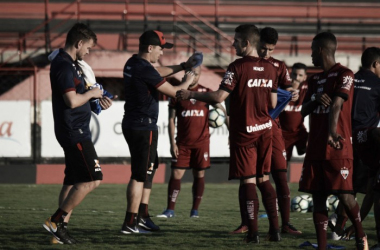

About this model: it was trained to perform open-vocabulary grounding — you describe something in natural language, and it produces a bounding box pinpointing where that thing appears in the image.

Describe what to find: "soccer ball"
[208,108,226,128]
[291,195,310,213]
[327,195,339,212]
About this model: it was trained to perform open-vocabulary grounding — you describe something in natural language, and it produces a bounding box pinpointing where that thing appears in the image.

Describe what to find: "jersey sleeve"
[168,96,177,108]
[335,70,354,101]
[56,63,76,94]
[278,62,292,89]
[143,65,166,89]
[219,63,238,93]
[303,76,314,104]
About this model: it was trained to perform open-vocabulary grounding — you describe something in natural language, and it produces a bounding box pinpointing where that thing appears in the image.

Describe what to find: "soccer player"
[300,31,368,250]
[157,67,227,219]
[176,24,280,243]
[232,27,300,235]
[121,30,199,234]
[339,47,380,249]
[279,63,309,162]
[43,23,115,244]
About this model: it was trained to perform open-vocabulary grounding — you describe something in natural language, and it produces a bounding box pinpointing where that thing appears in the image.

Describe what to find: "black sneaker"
[120,223,150,234]
[266,229,281,242]
[244,232,260,244]
[138,216,160,231]
[42,217,75,244]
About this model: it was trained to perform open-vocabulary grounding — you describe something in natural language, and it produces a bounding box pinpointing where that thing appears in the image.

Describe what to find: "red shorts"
[271,123,287,172]
[229,129,272,180]
[283,129,308,161]
[171,144,210,170]
[299,159,354,195]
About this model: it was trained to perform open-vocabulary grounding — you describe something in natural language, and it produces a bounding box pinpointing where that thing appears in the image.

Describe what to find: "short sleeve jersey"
[169,84,210,147]
[352,68,380,131]
[304,63,354,160]
[279,81,308,134]
[219,56,278,146]
[49,49,91,148]
[122,54,166,130]
[266,57,292,90]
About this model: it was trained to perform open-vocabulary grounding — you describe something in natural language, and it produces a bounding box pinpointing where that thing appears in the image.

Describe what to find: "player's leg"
[373,180,380,250]
[312,193,329,250]
[44,140,102,244]
[121,129,153,234]
[229,183,249,234]
[228,143,260,243]
[257,129,280,241]
[190,144,210,218]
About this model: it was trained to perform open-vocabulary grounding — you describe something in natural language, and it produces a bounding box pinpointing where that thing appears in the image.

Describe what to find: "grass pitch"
[0,183,376,249]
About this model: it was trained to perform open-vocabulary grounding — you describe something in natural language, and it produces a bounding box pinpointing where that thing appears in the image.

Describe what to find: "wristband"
[180,62,186,70]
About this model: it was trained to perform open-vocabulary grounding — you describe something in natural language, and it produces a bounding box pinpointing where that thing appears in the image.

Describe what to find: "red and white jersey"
[279,81,308,135]
[266,57,292,89]
[169,84,210,147]
[304,63,354,160]
[219,56,278,146]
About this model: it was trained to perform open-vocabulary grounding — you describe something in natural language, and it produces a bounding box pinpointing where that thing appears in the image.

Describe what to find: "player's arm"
[327,96,345,149]
[99,96,118,110]
[168,107,179,158]
[176,89,229,105]
[157,71,195,98]
[269,92,277,109]
[301,93,332,117]
[212,103,229,129]
[63,88,103,109]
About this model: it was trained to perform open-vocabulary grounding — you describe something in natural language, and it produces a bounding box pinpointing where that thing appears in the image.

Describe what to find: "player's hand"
[182,70,195,83]
[328,133,345,150]
[170,144,179,159]
[184,51,203,69]
[316,93,332,107]
[290,89,299,102]
[90,87,103,99]
[176,89,191,101]
[342,225,355,240]
[99,96,117,110]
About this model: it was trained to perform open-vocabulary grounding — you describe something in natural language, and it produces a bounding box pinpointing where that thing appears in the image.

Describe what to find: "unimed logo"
[0,121,12,137]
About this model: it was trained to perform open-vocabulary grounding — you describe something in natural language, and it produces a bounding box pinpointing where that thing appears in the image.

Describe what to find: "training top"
[279,81,308,135]
[304,63,354,160]
[169,84,210,147]
[50,49,91,148]
[219,56,278,146]
[122,54,166,130]
[352,68,380,131]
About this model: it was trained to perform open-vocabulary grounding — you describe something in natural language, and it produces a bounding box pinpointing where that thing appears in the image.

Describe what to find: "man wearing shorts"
[43,23,114,244]
[279,63,309,162]
[176,24,280,244]
[157,67,227,218]
[300,31,368,250]
[121,30,199,234]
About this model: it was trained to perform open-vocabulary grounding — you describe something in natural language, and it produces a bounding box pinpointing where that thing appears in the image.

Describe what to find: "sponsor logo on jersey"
[313,75,319,80]
[340,167,349,180]
[328,72,338,77]
[190,99,197,104]
[94,159,102,172]
[285,69,292,82]
[246,120,272,133]
[247,79,273,88]
[313,105,330,114]
[317,79,326,85]
[181,110,205,117]
[317,87,323,93]
[301,84,308,89]
[354,85,371,91]
[222,71,234,85]
[274,62,279,67]
[253,66,264,71]
[342,75,353,90]
[284,104,302,112]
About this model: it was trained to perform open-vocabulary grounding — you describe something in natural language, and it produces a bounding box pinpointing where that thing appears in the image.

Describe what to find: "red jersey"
[304,63,354,160]
[265,57,292,89]
[169,84,210,147]
[219,56,278,146]
[279,81,308,135]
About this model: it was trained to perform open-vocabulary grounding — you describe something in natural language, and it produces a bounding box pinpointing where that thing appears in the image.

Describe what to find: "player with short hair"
[176,24,280,244]
[157,67,227,218]
[43,23,115,244]
[339,47,380,249]
[279,62,309,162]
[121,29,199,234]
[300,31,368,250]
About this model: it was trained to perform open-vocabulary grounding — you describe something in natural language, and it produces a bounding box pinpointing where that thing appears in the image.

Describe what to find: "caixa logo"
[90,113,100,145]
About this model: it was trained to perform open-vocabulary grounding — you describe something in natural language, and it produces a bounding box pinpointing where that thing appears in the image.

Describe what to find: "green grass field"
[0,183,376,249]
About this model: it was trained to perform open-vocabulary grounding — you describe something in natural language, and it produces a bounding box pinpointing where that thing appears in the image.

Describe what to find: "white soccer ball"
[208,108,226,128]
[291,195,310,213]
[327,195,340,212]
